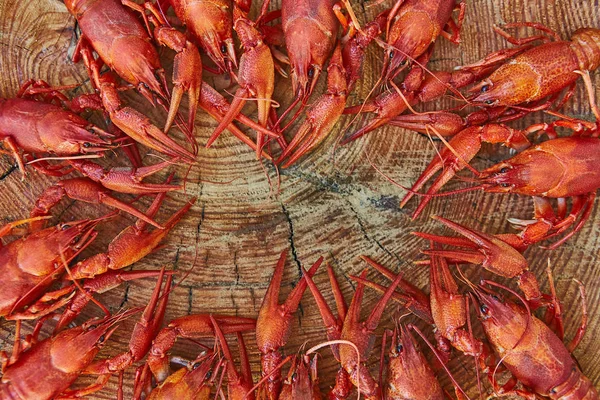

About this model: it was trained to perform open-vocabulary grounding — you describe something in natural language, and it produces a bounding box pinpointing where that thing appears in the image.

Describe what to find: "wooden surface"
[0,0,599,398]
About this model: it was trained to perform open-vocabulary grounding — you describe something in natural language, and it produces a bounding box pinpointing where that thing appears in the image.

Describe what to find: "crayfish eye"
[481,85,490,92]
[87,324,97,331]
[500,183,510,188]
[83,142,91,148]
[499,167,509,173]
[485,99,494,105]
[291,372,297,380]
[480,304,489,314]
[307,67,315,79]
[98,334,106,344]
[388,50,394,59]
[396,344,403,353]
[192,362,201,370]
[220,43,227,54]
[205,370,212,379]
[400,59,407,66]
[61,224,71,230]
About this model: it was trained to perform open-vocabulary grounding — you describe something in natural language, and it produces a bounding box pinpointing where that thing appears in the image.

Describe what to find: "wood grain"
[0,0,598,398]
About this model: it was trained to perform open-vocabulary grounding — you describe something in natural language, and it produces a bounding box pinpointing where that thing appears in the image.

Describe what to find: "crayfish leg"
[2,137,26,177]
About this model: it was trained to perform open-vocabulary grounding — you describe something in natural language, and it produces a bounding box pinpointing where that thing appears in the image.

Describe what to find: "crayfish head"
[480,147,564,196]
[40,109,114,155]
[381,48,409,84]
[77,138,114,154]
[182,352,220,395]
[282,355,315,398]
[49,131,110,155]
[290,53,322,102]
[54,215,108,251]
[69,121,116,155]
[50,320,118,373]
[205,37,236,74]
[386,324,444,399]
[45,213,113,261]
[471,285,532,353]
[470,61,540,106]
[471,285,520,328]
[383,11,434,83]
[468,78,501,106]
[389,324,415,360]
[479,162,526,194]
[284,20,330,99]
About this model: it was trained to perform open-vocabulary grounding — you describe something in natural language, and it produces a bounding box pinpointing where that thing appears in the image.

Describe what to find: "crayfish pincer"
[255,250,323,400]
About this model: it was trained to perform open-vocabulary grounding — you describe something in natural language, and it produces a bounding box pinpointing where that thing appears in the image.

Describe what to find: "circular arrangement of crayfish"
[0,0,599,399]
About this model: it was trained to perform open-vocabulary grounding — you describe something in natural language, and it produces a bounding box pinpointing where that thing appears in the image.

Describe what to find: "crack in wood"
[193,203,205,258]
[187,287,193,315]
[119,283,130,308]
[173,247,181,271]
[234,250,240,285]
[56,199,77,222]
[230,290,238,316]
[280,201,301,274]
[279,201,306,326]
[0,164,17,181]
[249,287,256,312]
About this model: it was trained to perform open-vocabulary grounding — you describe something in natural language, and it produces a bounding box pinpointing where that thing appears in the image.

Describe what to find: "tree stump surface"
[0,0,598,398]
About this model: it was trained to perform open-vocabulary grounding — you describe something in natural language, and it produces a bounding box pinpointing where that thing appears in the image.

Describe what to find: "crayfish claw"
[165,40,203,135]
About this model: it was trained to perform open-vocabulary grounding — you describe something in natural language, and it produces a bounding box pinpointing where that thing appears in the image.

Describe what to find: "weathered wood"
[0,0,598,398]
